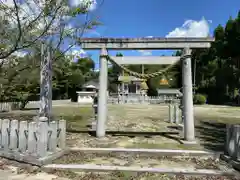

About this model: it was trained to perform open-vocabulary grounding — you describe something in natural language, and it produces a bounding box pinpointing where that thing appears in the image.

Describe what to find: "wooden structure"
[159,77,169,85]
[117,75,147,103]
[118,75,146,95]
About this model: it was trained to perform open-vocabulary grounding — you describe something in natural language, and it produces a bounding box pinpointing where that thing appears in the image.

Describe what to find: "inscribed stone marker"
[9,120,18,149]
[2,119,10,150]
[19,121,28,152]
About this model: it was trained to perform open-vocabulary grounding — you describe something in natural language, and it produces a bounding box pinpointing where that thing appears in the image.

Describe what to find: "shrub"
[193,94,207,105]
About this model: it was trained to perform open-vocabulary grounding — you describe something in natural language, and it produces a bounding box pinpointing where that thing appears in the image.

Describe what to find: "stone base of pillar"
[173,124,198,145]
[177,123,195,145]
[91,121,97,131]
[175,123,184,130]
[220,154,232,162]
[220,154,240,171]
[33,116,50,122]
[180,139,198,145]
[87,118,97,131]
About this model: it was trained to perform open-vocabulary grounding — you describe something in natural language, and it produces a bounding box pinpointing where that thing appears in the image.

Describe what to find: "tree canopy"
[0,0,100,107]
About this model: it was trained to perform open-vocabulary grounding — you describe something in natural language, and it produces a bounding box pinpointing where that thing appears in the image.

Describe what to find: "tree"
[108,52,124,93]
[0,0,102,106]
[0,45,97,106]
[0,0,100,60]
[190,10,240,104]
[0,52,40,108]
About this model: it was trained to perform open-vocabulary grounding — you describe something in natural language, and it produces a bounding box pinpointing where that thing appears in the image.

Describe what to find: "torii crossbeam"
[109,56,180,65]
[79,37,214,49]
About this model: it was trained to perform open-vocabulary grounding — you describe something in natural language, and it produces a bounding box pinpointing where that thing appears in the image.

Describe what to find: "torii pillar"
[96,48,108,137]
[182,47,195,143]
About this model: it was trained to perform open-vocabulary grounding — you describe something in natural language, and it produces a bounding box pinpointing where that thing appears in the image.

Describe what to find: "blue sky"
[3,0,239,68]
[77,0,239,70]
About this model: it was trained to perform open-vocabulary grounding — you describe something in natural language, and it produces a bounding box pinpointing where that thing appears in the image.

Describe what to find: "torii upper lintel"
[78,37,214,50]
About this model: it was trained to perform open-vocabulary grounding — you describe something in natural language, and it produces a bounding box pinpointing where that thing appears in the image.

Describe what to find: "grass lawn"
[0,103,240,151]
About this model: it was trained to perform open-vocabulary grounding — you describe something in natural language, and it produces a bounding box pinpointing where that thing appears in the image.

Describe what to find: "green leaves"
[0,45,97,103]
[70,7,88,17]
[0,0,101,59]
[190,11,240,104]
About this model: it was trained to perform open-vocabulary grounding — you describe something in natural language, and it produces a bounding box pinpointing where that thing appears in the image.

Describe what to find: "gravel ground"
[49,151,240,179]
[0,104,240,179]
[54,152,222,169]
[0,149,238,180]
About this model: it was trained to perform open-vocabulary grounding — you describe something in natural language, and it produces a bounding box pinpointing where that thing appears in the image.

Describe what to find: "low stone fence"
[168,104,182,124]
[0,119,66,165]
[224,124,240,161]
[0,100,73,112]
[0,102,11,112]
[107,96,180,104]
[0,102,22,112]
[28,99,72,107]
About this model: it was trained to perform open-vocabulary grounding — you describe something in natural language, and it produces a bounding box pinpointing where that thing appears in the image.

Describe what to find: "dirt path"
[0,170,61,180]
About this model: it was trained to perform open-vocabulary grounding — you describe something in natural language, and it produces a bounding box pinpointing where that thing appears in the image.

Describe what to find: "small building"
[116,75,148,103]
[77,79,113,104]
[82,80,100,91]
[76,79,99,104]
[118,75,147,95]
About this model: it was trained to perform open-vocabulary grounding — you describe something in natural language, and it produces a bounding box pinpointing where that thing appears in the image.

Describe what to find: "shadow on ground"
[0,113,35,121]
[17,107,39,111]
[68,127,182,144]
[196,120,226,152]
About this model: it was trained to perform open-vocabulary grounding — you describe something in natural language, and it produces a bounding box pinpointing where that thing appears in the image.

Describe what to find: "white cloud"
[1,0,14,7]
[66,45,88,61]
[70,0,97,11]
[13,51,27,57]
[2,0,97,31]
[166,17,210,38]
[138,50,152,56]
[0,50,27,63]
[137,36,153,56]
[76,49,87,57]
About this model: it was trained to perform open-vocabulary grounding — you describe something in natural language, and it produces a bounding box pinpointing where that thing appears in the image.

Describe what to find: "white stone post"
[121,69,125,104]
[121,82,125,104]
[39,44,52,122]
[96,48,108,138]
[182,48,195,143]
[174,103,180,124]
[168,103,174,123]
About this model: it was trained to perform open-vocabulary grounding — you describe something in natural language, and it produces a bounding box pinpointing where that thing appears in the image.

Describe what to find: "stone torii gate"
[79,37,214,144]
